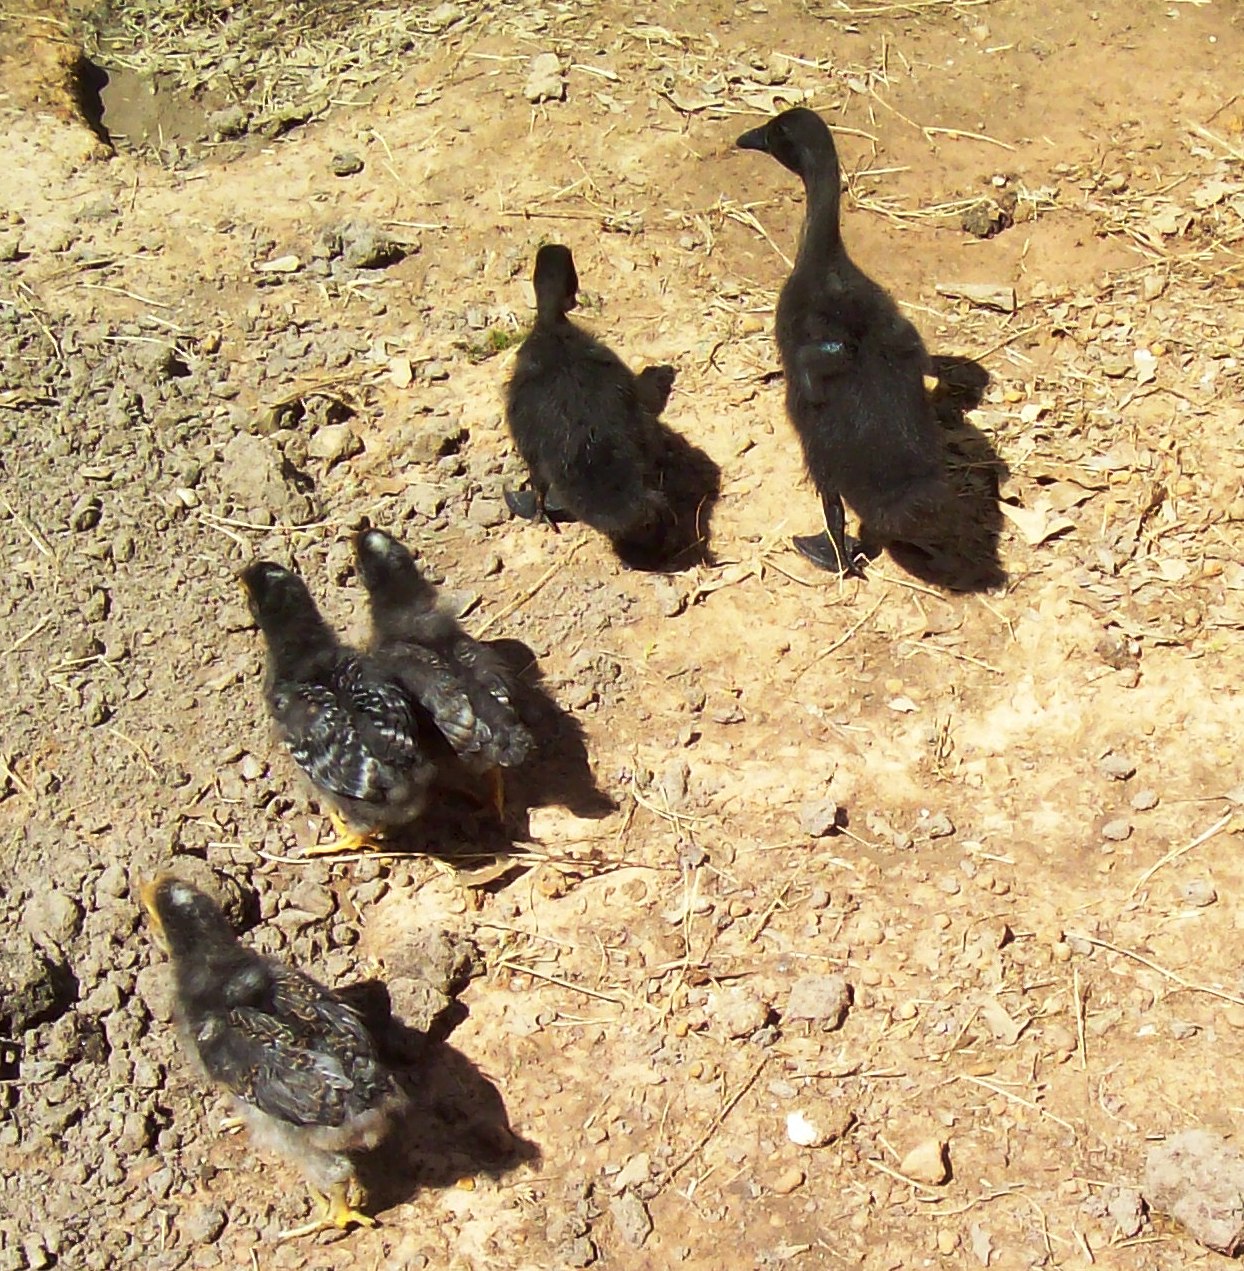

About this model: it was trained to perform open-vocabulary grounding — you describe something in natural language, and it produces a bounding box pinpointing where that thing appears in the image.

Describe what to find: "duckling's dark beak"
[735,124,770,153]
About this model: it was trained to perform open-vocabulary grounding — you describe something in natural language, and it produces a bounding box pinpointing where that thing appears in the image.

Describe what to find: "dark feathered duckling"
[736,108,947,575]
[241,561,433,856]
[355,528,532,817]
[504,243,672,561]
[140,876,403,1234]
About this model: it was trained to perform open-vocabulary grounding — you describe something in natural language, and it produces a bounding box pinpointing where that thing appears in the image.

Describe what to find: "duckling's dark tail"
[858,475,950,548]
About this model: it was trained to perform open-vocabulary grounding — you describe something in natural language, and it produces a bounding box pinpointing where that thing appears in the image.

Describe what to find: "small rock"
[307,423,362,464]
[284,879,336,920]
[70,494,102,531]
[0,934,66,1032]
[1130,788,1160,811]
[609,1191,652,1248]
[1105,1186,1146,1239]
[179,1203,227,1245]
[208,105,249,140]
[786,1107,853,1148]
[399,416,466,464]
[1144,1129,1244,1255]
[921,810,956,839]
[798,799,840,838]
[707,986,769,1038]
[218,432,315,521]
[785,973,850,1031]
[899,1138,950,1185]
[467,496,507,528]
[0,234,21,262]
[770,1166,805,1195]
[331,152,364,177]
[336,221,405,269]
[1181,878,1217,908]
[524,52,566,104]
[1101,817,1132,842]
[1099,753,1136,781]
[23,888,84,950]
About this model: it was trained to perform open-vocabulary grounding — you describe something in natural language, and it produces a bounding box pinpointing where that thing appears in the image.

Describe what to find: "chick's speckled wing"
[215,965,388,1130]
[272,658,422,803]
[387,634,531,769]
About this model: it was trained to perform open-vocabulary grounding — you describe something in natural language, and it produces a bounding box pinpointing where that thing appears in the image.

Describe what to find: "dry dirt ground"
[2,0,1244,1268]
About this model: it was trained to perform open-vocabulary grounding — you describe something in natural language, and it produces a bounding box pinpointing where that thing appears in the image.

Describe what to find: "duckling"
[354,528,532,818]
[140,876,403,1235]
[736,108,947,575]
[504,243,671,561]
[240,561,433,855]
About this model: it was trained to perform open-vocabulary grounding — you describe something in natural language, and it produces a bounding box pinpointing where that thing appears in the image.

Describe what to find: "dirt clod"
[1144,1129,1244,1255]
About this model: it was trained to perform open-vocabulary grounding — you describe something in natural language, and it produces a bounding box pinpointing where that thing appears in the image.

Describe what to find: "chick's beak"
[735,124,770,153]
[139,879,169,952]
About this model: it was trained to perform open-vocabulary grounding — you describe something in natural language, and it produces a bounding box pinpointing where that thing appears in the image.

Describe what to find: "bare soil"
[1,1,1243,1268]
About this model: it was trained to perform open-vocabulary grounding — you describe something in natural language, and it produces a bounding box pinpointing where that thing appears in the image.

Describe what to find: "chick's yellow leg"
[304,810,379,858]
[325,1180,376,1230]
[277,1183,375,1240]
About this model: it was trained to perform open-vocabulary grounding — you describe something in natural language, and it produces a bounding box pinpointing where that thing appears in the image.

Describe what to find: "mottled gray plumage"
[354,529,532,777]
[141,877,403,1230]
[241,561,433,840]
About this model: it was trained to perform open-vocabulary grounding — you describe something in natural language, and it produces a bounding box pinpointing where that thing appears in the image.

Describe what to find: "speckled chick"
[355,528,532,815]
[140,876,403,1234]
[241,560,433,854]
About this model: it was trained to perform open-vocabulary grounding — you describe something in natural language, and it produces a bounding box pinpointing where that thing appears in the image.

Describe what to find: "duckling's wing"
[273,663,422,803]
[792,335,856,405]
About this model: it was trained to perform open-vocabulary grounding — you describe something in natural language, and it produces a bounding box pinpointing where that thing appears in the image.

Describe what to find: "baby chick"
[140,876,404,1235]
[241,560,433,855]
[354,528,532,817]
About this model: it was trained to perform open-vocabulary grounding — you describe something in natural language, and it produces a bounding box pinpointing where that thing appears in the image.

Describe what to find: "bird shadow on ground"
[883,353,1007,593]
[620,364,723,573]
[370,637,615,871]
[341,979,540,1212]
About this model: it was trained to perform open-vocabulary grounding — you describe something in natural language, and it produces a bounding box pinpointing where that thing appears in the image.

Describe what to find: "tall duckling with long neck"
[504,243,671,563]
[736,108,947,575]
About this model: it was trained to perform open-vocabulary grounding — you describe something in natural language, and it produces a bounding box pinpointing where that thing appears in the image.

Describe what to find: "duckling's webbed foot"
[504,486,574,530]
[793,492,867,577]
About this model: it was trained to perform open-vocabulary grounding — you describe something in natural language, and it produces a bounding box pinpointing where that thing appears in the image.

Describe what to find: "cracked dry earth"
[2,0,1244,1268]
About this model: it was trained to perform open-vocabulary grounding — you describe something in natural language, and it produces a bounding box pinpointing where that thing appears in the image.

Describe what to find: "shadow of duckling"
[339,980,540,1216]
[884,353,1007,593]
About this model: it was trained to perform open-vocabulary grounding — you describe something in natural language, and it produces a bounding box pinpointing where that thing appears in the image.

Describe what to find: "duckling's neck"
[795,159,844,272]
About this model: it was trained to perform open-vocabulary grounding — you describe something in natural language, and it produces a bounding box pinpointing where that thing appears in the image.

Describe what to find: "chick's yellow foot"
[304,811,381,858]
[277,1184,375,1240]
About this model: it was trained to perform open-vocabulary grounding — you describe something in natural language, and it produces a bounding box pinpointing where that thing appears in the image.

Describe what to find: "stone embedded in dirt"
[0,234,21,262]
[218,431,316,521]
[1144,1129,1244,1255]
[1131,788,1160,811]
[306,422,361,464]
[609,1190,652,1248]
[467,496,507,528]
[900,1138,950,1185]
[398,414,467,464]
[1,933,68,1033]
[798,798,840,838]
[331,151,364,177]
[22,888,83,951]
[1181,878,1217,908]
[524,52,566,104]
[786,1107,853,1148]
[770,1166,805,1195]
[209,105,249,140]
[707,986,770,1038]
[339,221,406,269]
[785,973,850,1030]
[1098,752,1136,781]
[1101,817,1132,842]
[179,1202,227,1244]
[920,811,955,839]
[1105,1186,1146,1238]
